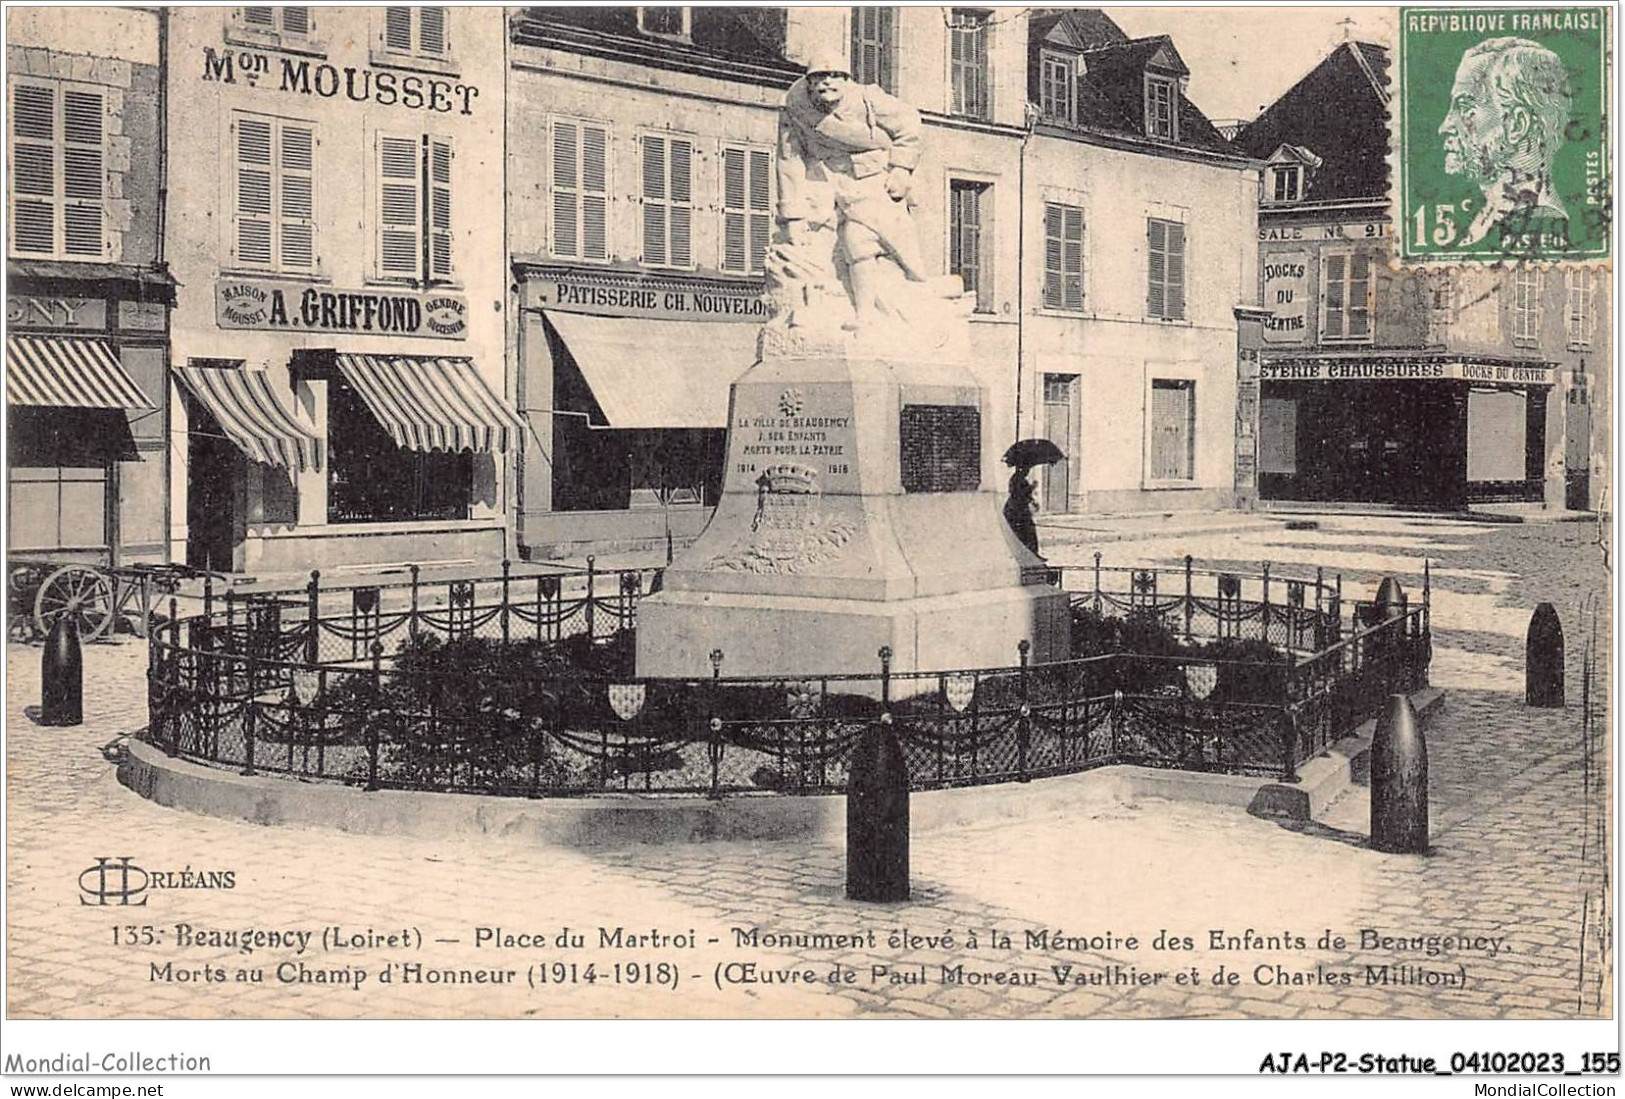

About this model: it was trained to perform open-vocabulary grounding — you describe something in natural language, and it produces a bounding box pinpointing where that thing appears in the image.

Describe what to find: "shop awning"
[173,362,322,472]
[6,335,152,409]
[334,353,524,452]
[544,311,758,429]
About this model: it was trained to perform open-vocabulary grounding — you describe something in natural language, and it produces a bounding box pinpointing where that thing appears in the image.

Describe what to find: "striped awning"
[334,353,523,452]
[6,335,152,409]
[174,363,322,472]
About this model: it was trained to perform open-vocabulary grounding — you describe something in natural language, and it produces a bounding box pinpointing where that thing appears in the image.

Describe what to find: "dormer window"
[638,7,690,40]
[1270,164,1303,203]
[1262,145,1322,205]
[1040,50,1076,123]
[1144,74,1176,140]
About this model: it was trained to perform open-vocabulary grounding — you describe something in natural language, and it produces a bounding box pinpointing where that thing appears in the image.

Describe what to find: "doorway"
[1566,373,1592,510]
[1041,374,1075,513]
[185,399,242,571]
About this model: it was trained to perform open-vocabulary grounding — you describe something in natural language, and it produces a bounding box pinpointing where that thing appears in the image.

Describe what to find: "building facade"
[1019,12,1260,514]
[6,8,173,565]
[508,6,1034,557]
[164,6,516,573]
[508,6,1265,557]
[1236,41,1608,510]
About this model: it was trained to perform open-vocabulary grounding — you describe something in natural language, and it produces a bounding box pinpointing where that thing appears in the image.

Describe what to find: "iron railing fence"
[143,556,1432,795]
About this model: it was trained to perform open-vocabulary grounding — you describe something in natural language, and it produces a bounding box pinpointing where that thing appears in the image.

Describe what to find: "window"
[949,180,993,313]
[1512,265,1542,347]
[375,133,452,282]
[1146,218,1186,321]
[1145,74,1176,140]
[721,145,771,275]
[641,133,693,269]
[232,7,312,48]
[1042,202,1084,310]
[1039,51,1075,123]
[327,381,471,524]
[9,80,107,260]
[638,7,689,39]
[1320,250,1372,341]
[1269,165,1302,203]
[380,7,449,61]
[551,119,609,262]
[1566,269,1595,349]
[949,10,990,120]
[850,7,897,92]
[1150,379,1195,482]
[233,113,316,273]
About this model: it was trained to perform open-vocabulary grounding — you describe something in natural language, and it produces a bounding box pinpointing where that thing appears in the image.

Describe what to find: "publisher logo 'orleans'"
[78,857,235,906]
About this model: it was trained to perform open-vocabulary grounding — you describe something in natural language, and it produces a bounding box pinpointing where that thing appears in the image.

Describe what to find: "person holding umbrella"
[1002,439,1065,558]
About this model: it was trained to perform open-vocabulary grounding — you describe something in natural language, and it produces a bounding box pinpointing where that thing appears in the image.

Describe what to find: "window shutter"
[748,149,771,273]
[420,8,448,54]
[551,121,579,258]
[581,124,608,260]
[429,137,453,279]
[1043,205,1063,309]
[669,138,692,267]
[642,134,667,265]
[243,7,275,28]
[1322,253,1346,337]
[236,116,274,267]
[1165,221,1185,320]
[12,83,57,255]
[722,147,746,272]
[281,7,310,37]
[1063,206,1084,309]
[1147,219,1166,318]
[377,134,421,277]
[384,7,413,52]
[60,89,104,257]
[279,124,315,270]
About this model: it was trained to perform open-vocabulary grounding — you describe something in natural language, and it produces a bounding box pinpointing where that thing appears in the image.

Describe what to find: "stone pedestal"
[636,339,1069,683]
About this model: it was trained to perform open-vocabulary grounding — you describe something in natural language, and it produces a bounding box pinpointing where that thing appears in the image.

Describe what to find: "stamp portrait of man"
[1437,36,1575,246]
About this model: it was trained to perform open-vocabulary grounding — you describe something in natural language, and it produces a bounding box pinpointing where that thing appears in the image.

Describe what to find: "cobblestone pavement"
[4,516,1611,1020]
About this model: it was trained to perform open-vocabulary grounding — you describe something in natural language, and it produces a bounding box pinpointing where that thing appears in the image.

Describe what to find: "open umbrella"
[1003,438,1065,469]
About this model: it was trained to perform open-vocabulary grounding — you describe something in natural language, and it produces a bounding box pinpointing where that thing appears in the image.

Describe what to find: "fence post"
[500,559,512,645]
[878,646,892,709]
[1177,555,1191,642]
[1280,711,1300,784]
[305,571,320,664]
[366,642,382,791]
[1093,551,1103,614]
[224,591,237,659]
[243,689,257,777]
[707,648,724,800]
[1260,562,1272,646]
[1110,687,1122,758]
[408,565,421,640]
[585,555,597,640]
[1017,639,1032,781]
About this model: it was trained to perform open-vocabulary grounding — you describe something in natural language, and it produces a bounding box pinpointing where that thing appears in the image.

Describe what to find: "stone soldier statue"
[772,47,933,330]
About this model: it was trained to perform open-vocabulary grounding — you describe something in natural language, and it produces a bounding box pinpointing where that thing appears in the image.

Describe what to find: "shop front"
[6,269,172,565]
[1258,353,1555,507]
[513,264,768,557]
[172,279,521,574]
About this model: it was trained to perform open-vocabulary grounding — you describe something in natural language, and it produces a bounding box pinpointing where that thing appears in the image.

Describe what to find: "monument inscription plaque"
[900,404,981,493]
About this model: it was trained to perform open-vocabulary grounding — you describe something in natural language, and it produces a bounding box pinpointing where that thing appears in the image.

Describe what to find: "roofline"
[1345,40,1391,105]
[1035,121,1260,168]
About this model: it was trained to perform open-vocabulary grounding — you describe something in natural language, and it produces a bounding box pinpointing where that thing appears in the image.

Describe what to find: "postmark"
[1397,7,1610,262]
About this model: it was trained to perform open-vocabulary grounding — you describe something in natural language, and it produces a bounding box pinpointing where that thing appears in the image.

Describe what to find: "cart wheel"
[34,565,116,642]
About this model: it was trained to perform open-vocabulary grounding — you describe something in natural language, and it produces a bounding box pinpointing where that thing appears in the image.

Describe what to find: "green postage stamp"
[1398,7,1610,262]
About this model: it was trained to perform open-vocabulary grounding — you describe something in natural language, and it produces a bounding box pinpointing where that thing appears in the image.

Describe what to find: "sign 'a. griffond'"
[216,280,468,339]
